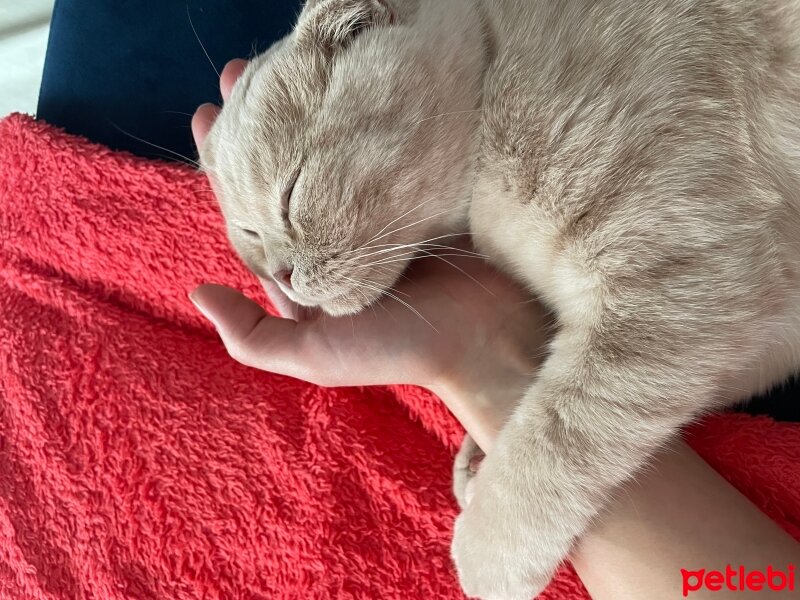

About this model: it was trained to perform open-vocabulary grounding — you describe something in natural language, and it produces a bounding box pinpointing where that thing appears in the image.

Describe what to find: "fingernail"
[468,454,485,473]
[188,290,215,325]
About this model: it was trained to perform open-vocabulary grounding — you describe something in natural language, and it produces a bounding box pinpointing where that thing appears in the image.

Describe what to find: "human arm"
[428,367,799,600]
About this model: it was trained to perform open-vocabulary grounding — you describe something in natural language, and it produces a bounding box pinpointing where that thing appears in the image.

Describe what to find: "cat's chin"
[281,286,382,318]
[285,278,396,317]
[318,292,380,317]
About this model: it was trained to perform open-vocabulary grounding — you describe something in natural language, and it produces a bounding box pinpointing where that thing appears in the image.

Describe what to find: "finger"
[259,278,322,322]
[190,284,314,379]
[191,102,220,150]
[259,277,302,321]
[221,59,248,102]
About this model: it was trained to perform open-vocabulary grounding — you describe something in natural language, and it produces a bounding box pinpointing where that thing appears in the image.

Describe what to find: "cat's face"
[200,0,486,316]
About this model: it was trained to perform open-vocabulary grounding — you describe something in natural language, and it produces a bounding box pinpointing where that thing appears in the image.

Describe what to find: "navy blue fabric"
[37,0,300,161]
[742,376,800,421]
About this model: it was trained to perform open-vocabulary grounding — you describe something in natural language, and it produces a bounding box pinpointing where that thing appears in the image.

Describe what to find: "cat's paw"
[450,457,566,600]
[453,434,485,509]
[452,509,552,599]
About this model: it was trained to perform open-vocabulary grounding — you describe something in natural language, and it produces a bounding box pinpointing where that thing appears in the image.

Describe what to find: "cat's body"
[201,0,800,597]
[474,0,800,404]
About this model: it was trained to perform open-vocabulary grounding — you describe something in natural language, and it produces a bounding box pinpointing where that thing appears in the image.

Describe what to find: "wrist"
[426,349,538,453]
[422,294,551,453]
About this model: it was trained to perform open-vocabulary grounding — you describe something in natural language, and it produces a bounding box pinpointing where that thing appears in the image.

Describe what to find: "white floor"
[0,0,55,116]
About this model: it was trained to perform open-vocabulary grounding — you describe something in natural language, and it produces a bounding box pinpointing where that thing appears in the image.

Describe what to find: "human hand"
[190,60,549,451]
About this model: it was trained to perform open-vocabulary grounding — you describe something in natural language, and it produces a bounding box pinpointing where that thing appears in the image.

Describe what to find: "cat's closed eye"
[281,168,301,221]
[241,228,260,240]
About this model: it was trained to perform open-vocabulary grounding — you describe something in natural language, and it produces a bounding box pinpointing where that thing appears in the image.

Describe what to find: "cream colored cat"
[200,0,800,597]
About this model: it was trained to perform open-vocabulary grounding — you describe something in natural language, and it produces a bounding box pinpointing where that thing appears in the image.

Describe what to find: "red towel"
[0,113,798,599]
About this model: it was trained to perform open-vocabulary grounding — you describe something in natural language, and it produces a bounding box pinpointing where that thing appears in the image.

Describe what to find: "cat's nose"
[273,268,294,290]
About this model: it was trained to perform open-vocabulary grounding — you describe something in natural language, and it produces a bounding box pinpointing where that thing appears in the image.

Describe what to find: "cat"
[199,0,800,597]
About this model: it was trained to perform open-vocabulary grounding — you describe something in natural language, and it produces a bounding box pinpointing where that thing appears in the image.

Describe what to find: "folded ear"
[297,0,396,51]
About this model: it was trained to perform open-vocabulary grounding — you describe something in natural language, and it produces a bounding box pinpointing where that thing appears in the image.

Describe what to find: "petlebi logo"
[681,565,796,596]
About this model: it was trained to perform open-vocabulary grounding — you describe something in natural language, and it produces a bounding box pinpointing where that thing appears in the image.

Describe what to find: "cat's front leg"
[450,322,730,599]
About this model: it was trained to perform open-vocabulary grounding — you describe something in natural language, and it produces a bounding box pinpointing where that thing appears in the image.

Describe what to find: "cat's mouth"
[268,261,409,318]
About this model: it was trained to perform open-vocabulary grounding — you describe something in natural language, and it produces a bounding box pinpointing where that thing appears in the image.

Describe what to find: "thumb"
[189,283,309,377]
[259,276,302,320]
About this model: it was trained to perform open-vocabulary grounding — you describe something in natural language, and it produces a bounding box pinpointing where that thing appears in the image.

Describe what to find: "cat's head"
[200,0,487,316]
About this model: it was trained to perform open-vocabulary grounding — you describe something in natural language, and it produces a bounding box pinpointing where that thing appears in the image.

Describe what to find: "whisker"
[354,250,421,269]
[342,276,438,333]
[356,249,494,296]
[347,274,411,298]
[342,232,463,258]
[413,250,496,297]
[345,240,437,261]
[362,197,440,247]
[345,239,487,271]
[248,40,260,60]
[365,208,462,247]
[187,4,220,78]
[348,278,397,321]
[109,121,202,168]
[365,251,487,270]
[163,109,197,117]
[352,242,487,263]
[371,264,413,284]
[417,244,488,259]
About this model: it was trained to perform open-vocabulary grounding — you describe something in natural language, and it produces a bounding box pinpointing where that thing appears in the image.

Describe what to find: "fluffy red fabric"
[0,113,797,599]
